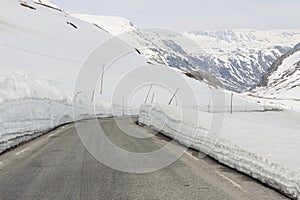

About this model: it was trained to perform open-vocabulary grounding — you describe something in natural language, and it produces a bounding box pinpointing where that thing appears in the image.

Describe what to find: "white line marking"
[49,134,54,138]
[216,171,241,189]
[184,150,200,161]
[15,147,29,156]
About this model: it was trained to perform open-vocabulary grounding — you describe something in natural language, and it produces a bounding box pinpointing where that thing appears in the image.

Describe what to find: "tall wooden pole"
[151,92,155,104]
[100,65,104,94]
[122,95,125,116]
[91,90,95,103]
[144,84,153,104]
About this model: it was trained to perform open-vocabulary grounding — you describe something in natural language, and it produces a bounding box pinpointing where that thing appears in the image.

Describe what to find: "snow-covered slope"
[0,0,112,87]
[0,0,145,151]
[72,14,300,92]
[253,44,300,99]
[73,14,137,35]
[33,0,63,11]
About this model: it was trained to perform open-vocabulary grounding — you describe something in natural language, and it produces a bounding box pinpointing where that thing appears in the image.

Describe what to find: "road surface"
[0,117,288,200]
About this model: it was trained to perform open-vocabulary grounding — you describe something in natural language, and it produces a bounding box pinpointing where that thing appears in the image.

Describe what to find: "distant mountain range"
[74,14,300,92]
[252,43,300,99]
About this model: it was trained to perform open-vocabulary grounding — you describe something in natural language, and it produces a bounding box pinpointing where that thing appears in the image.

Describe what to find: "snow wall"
[0,73,110,153]
[139,104,300,199]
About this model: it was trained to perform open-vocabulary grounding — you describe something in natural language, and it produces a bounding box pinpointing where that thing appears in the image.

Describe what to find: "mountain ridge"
[252,43,300,99]
[31,1,300,92]
[74,13,300,92]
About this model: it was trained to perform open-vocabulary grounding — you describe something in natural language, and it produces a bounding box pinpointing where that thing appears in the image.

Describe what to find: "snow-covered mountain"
[253,44,300,99]
[183,30,300,91]
[73,14,137,36]
[74,14,300,92]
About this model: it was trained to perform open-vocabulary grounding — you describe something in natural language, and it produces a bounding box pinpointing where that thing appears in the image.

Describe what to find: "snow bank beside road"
[139,104,300,199]
[0,73,109,153]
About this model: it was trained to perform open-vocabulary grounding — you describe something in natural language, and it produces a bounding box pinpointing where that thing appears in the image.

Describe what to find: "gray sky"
[51,0,300,31]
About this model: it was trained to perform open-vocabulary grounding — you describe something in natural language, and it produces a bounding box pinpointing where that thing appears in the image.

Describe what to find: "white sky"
[51,0,300,31]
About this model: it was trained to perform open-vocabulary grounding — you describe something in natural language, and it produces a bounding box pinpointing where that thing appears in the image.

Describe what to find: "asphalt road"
[0,117,288,200]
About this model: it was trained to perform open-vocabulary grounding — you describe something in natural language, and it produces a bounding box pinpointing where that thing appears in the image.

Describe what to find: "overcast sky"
[51,0,300,31]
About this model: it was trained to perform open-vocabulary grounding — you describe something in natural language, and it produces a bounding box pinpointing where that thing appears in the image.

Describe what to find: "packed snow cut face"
[0,72,109,153]
[139,104,300,199]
